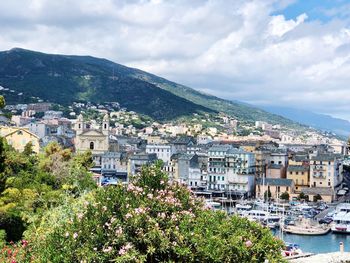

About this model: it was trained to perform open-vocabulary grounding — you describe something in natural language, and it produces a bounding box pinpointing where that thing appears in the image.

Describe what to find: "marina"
[203,194,350,255]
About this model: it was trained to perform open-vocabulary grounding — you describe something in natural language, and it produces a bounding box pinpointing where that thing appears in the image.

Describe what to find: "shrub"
[298,192,309,201]
[280,192,289,201]
[313,194,322,202]
[21,164,284,262]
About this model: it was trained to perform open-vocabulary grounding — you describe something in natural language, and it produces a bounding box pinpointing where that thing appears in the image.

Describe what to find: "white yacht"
[331,212,350,233]
[331,203,350,234]
[235,204,252,216]
[243,210,269,221]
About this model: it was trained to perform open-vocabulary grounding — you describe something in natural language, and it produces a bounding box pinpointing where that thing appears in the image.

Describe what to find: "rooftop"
[256,178,293,187]
[299,187,334,196]
[287,165,309,172]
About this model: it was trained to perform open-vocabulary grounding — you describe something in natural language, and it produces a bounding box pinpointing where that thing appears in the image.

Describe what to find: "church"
[74,113,110,155]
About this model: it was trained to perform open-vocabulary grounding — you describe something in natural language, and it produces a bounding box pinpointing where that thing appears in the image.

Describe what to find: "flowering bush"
[15,164,284,262]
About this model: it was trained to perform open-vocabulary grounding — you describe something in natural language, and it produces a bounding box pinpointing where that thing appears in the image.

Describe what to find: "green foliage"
[0,95,5,109]
[22,164,284,263]
[0,212,26,242]
[0,138,5,174]
[298,192,309,201]
[0,230,6,247]
[0,141,96,244]
[23,142,34,156]
[313,194,322,202]
[280,192,290,201]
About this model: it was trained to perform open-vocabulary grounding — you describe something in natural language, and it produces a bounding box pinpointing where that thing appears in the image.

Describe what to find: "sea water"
[281,232,350,254]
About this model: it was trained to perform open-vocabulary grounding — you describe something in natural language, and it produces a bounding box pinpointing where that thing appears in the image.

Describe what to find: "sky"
[1,0,350,120]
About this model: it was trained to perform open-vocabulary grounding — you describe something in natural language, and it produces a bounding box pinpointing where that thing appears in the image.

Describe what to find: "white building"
[145,144,176,163]
[207,145,256,196]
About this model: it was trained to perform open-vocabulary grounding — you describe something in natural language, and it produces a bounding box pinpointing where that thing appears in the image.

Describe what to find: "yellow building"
[0,126,40,153]
[286,165,309,193]
[293,187,334,203]
[256,178,294,200]
[288,154,308,166]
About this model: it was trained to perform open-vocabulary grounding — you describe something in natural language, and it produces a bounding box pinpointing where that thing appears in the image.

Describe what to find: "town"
[1,101,348,204]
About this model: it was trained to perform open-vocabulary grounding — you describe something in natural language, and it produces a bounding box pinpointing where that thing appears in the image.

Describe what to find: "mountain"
[260,105,350,138]
[0,48,304,127]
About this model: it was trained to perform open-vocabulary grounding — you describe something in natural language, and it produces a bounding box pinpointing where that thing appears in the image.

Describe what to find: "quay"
[289,252,350,263]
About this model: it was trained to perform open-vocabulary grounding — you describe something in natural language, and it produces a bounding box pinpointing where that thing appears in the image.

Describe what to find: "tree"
[0,138,5,174]
[23,142,34,156]
[313,194,322,202]
[0,96,5,109]
[298,192,309,201]
[0,213,26,242]
[21,164,284,263]
[73,150,94,169]
[280,191,290,201]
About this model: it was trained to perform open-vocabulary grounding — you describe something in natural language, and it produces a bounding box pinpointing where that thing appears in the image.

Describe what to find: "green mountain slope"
[0,48,304,128]
[0,48,213,120]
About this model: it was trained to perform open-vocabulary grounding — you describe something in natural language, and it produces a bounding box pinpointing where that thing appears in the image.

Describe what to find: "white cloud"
[268,13,307,37]
[1,0,350,119]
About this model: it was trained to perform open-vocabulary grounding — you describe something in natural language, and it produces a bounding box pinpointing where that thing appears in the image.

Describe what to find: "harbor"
[203,194,350,256]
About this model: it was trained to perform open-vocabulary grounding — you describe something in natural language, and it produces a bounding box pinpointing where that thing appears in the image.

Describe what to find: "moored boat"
[331,211,350,234]
[282,224,330,235]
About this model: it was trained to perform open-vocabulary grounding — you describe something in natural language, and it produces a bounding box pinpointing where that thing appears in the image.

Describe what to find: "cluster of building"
[0,103,349,203]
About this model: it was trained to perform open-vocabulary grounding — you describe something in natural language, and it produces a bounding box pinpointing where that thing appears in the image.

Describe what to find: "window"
[286,187,289,191]
[296,172,299,175]
[222,176,224,181]
[104,123,107,129]
[328,182,331,186]
[319,182,322,185]
[90,142,94,150]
